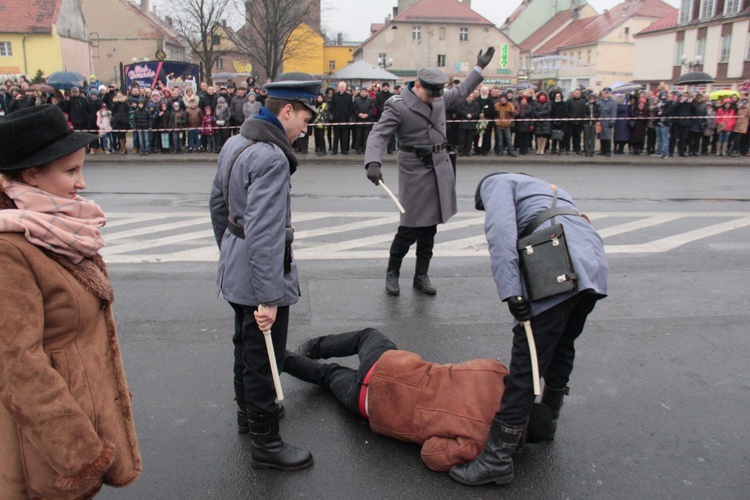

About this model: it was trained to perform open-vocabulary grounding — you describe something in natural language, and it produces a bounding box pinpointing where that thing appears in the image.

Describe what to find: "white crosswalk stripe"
[99,211,750,263]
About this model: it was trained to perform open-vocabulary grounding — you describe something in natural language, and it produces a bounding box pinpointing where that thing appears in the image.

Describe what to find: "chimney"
[463,0,472,8]
[337,32,343,46]
[140,0,150,13]
[165,16,173,27]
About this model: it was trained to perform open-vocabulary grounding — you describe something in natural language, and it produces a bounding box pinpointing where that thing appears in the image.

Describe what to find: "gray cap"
[264,72,323,116]
[417,68,449,97]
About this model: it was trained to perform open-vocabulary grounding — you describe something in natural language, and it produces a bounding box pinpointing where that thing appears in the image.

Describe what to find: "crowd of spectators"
[2,75,749,159]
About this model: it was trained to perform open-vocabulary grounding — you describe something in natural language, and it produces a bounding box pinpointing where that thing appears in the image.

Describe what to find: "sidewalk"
[83,149,750,167]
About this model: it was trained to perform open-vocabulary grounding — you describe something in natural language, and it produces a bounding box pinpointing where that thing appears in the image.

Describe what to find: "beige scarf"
[0,180,106,263]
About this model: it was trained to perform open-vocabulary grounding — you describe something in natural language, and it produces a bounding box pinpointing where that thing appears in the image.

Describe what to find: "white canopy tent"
[329,61,400,89]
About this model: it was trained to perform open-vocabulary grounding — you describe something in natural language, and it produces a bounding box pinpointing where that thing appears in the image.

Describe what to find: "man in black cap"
[598,87,616,157]
[364,47,495,296]
[209,72,321,472]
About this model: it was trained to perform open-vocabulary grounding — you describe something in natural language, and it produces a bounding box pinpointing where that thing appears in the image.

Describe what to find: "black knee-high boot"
[526,385,569,442]
[449,418,524,486]
[247,409,314,470]
[235,379,284,434]
[386,255,402,296]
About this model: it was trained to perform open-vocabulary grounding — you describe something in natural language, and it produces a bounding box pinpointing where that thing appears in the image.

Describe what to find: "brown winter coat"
[733,105,749,134]
[367,350,507,471]
[0,203,141,498]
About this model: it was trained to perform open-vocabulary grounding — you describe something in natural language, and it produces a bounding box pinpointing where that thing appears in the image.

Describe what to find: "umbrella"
[710,89,740,100]
[46,71,85,90]
[612,83,644,93]
[30,83,56,94]
[674,71,714,85]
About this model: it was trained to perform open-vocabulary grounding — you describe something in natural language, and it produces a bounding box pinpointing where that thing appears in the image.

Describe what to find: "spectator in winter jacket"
[133,98,152,155]
[715,98,736,156]
[582,93,601,157]
[494,93,517,157]
[242,92,261,121]
[228,86,248,129]
[476,86,495,156]
[730,98,749,156]
[330,81,354,154]
[566,88,587,154]
[201,106,218,153]
[168,100,187,154]
[549,90,568,155]
[456,94,481,157]
[96,104,114,153]
[532,92,551,155]
[352,88,374,154]
[155,102,171,153]
[185,98,203,153]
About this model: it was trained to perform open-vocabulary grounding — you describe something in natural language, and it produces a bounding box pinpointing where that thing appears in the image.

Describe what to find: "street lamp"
[378,56,393,69]
[681,54,703,71]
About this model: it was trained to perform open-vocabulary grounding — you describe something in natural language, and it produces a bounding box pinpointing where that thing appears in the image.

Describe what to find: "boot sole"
[413,285,436,295]
[251,457,314,471]
[386,289,400,296]
[449,469,513,486]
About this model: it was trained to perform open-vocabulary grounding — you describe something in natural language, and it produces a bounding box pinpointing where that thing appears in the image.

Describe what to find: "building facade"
[353,0,520,85]
[634,0,750,91]
[0,0,91,80]
[501,0,593,44]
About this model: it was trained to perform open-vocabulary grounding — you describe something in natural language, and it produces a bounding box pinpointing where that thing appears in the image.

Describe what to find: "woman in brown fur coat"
[0,105,141,499]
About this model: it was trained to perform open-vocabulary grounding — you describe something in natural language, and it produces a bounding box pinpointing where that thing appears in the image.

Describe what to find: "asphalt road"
[87,159,750,499]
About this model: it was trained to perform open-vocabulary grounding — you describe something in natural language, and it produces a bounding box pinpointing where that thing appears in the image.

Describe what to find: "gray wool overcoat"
[365,69,484,227]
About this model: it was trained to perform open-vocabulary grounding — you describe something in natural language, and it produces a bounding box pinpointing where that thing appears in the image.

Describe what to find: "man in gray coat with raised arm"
[450,172,608,487]
[364,47,495,296]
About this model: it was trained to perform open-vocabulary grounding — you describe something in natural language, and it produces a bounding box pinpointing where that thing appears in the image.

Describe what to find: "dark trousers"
[354,123,371,153]
[388,225,437,270]
[647,127,656,154]
[674,124,689,155]
[333,125,350,153]
[569,122,583,152]
[230,303,290,414]
[497,293,600,426]
[284,328,397,417]
[314,127,326,152]
[583,125,596,154]
[688,131,702,155]
[458,128,474,155]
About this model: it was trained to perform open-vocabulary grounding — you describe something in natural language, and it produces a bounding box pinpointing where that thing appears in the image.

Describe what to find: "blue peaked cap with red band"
[264,72,322,115]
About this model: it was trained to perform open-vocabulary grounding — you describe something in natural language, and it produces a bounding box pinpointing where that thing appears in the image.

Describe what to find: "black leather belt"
[227,219,245,239]
[400,143,449,153]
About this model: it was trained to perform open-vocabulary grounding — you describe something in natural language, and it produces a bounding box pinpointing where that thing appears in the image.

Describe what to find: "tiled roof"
[0,0,62,34]
[535,0,675,53]
[395,0,493,24]
[501,0,532,29]
[517,8,583,52]
[637,9,678,35]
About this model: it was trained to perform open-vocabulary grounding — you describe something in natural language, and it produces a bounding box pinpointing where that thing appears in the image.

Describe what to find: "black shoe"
[295,339,318,359]
[386,271,400,296]
[248,411,313,470]
[413,274,436,295]
[449,418,522,486]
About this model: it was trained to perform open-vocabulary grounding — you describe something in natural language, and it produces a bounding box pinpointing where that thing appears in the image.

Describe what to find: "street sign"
[500,44,509,68]
[497,68,512,75]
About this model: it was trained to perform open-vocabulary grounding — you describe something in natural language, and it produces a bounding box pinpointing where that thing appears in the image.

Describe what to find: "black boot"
[386,255,402,296]
[247,410,313,470]
[526,385,569,443]
[235,380,284,433]
[449,418,523,486]
[386,271,400,296]
[413,258,436,295]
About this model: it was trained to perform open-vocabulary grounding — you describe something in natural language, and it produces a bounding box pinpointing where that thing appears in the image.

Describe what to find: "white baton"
[258,305,284,401]
[522,320,541,396]
[379,180,406,214]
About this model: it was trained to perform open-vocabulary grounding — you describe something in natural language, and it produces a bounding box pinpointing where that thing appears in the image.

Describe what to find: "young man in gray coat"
[364,47,495,296]
[209,72,321,471]
[597,87,616,157]
[450,172,608,487]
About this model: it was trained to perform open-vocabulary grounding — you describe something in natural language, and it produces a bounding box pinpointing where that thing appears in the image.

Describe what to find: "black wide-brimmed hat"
[0,105,98,172]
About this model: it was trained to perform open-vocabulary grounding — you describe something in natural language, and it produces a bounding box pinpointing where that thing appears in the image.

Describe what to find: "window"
[697,37,707,61]
[624,27,630,35]
[212,35,221,46]
[460,28,468,41]
[558,79,571,96]
[215,58,223,69]
[675,39,685,65]
[378,52,387,63]
[0,41,11,56]
[577,78,589,89]
[720,34,732,62]
[412,26,421,40]
[587,50,591,63]
[437,54,446,67]
[725,0,742,15]
[329,60,336,71]
[678,0,692,23]
[439,27,445,40]
[699,0,716,19]
[746,36,750,60]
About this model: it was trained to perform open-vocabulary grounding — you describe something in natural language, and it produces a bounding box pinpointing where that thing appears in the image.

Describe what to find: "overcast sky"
[321,0,679,42]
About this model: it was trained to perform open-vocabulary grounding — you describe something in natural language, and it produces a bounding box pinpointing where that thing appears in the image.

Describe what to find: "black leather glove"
[366,162,382,186]
[507,296,531,322]
[476,47,496,69]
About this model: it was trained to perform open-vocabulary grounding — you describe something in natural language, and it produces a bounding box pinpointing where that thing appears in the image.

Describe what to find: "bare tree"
[169,0,236,84]
[243,0,318,81]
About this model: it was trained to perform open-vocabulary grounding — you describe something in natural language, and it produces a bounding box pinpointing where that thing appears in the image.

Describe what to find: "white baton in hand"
[258,305,284,401]
[379,180,406,214]
[522,320,541,396]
